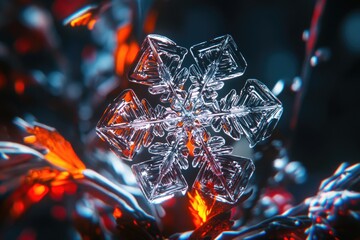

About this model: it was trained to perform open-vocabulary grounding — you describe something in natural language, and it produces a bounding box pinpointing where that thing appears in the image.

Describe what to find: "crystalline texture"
[97,34,283,203]
[190,34,247,81]
[96,89,169,160]
[194,155,255,203]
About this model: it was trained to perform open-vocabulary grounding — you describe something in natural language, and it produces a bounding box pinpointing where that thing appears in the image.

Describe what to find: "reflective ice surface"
[97,34,283,203]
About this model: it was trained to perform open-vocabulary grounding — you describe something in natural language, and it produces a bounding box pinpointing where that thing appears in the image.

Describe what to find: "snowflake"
[96,34,283,204]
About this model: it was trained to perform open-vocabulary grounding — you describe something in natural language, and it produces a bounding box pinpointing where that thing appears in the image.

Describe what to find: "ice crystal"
[96,34,283,203]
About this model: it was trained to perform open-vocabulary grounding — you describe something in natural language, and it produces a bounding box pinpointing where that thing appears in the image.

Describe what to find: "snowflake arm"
[129,34,189,111]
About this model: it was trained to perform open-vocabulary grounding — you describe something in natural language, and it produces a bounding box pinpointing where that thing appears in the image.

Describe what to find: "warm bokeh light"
[14,79,25,95]
[28,183,49,202]
[114,24,140,76]
[23,123,86,173]
[11,200,25,217]
[188,183,215,228]
[113,207,122,219]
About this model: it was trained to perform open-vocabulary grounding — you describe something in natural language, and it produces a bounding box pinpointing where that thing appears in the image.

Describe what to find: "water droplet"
[302,30,310,41]
[315,48,331,61]
[310,56,318,67]
[272,79,284,96]
[291,77,302,92]
[310,48,331,67]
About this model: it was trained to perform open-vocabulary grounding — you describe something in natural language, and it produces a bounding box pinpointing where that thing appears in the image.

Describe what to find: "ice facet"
[129,34,188,111]
[97,34,282,204]
[190,34,247,81]
[237,79,283,147]
[193,155,255,203]
[131,156,188,203]
[211,79,283,147]
[96,89,163,160]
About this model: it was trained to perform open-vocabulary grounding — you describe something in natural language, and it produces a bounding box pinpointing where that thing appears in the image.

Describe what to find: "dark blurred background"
[1,0,360,238]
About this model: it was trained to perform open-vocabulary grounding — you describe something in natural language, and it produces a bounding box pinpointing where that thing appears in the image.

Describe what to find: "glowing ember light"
[186,137,195,156]
[27,167,61,182]
[11,200,25,217]
[69,12,91,27]
[14,38,32,54]
[63,182,77,195]
[188,184,216,228]
[51,205,67,220]
[115,44,129,76]
[87,19,97,30]
[143,9,158,33]
[63,5,98,30]
[28,183,49,202]
[113,207,122,218]
[17,229,37,240]
[19,119,86,174]
[114,24,139,76]
[50,185,65,200]
[15,79,25,95]
[126,42,140,65]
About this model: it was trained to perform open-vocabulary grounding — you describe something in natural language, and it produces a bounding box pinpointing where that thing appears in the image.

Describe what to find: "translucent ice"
[97,34,283,203]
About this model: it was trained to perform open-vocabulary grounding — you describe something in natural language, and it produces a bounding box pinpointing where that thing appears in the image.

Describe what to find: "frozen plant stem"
[290,0,327,131]
[82,169,154,220]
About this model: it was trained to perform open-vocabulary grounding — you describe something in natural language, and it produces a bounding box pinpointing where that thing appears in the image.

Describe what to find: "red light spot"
[28,183,48,202]
[87,19,97,30]
[0,185,7,194]
[144,10,158,34]
[162,197,176,207]
[51,205,67,220]
[12,200,25,217]
[116,24,132,43]
[0,73,6,89]
[52,0,87,20]
[81,45,96,61]
[126,42,139,65]
[17,229,36,240]
[64,182,77,195]
[15,79,25,95]
[113,207,122,219]
[50,186,64,200]
[115,44,128,75]
[14,38,31,54]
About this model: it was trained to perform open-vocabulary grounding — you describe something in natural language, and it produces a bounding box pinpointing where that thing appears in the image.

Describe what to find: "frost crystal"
[96,34,283,203]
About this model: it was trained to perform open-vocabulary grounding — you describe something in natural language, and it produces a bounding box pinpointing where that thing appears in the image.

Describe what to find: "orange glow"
[116,24,132,43]
[70,12,92,27]
[87,19,97,30]
[27,168,74,186]
[113,207,122,218]
[11,200,25,217]
[51,205,67,220]
[188,183,216,228]
[126,42,140,65]
[24,123,86,173]
[50,185,65,200]
[143,9,158,33]
[14,38,31,54]
[63,182,77,194]
[114,41,139,76]
[187,138,195,156]
[115,44,128,75]
[114,24,140,76]
[28,184,49,202]
[15,79,25,95]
